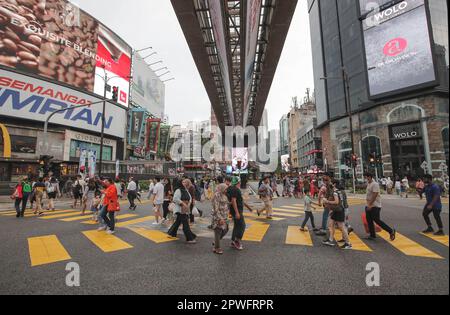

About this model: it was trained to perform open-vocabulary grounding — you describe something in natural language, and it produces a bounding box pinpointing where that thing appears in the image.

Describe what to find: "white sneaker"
[97,226,107,232]
[107,230,115,235]
[152,221,160,225]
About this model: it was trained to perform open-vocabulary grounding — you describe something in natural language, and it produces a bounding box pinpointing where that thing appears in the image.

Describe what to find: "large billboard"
[0,0,132,107]
[232,147,249,174]
[243,0,262,125]
[145,118,161,153]
[363,0,437,98]
[208,0,234,125]
[131,53,165,118]
[0,68,126,138]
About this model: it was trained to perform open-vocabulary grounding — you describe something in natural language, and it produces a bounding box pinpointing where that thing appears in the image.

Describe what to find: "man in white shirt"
[127,177,138,211]
[152,177,165,224]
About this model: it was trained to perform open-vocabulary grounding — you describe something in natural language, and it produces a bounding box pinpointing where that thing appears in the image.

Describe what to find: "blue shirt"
[424,184,442,210]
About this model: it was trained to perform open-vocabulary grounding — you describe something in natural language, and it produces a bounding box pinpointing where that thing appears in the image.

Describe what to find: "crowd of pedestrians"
[9,168,447,254]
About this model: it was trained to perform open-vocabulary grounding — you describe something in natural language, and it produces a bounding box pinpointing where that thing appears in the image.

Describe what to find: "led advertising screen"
[363,0,437,98]
[0,0,132,107]
[131,53,165,118]
[231,147,249,174]
[128,109,146,146]
[145,118,161,153]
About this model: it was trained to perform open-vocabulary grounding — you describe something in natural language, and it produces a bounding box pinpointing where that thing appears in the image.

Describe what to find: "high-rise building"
[308,0,449,180]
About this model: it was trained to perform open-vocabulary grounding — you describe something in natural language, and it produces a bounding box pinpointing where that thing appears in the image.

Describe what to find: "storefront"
[322,95,449,181]
[389,122,426,179]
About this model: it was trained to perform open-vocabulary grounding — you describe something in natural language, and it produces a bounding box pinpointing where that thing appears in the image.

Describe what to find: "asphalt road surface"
[0,193,448,295]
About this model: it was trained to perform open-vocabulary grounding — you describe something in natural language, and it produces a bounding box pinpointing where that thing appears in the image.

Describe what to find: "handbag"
[168,202,175,212]
[192,206,200,217]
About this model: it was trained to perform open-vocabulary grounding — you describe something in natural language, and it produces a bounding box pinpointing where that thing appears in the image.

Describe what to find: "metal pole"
[98,72,108,178]
[343,68,356,194]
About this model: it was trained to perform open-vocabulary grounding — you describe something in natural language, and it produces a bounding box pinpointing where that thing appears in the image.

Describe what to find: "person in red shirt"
[98,178,120,235]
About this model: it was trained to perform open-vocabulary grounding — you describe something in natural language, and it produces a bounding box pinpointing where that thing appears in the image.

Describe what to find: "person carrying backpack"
[72,175,85,209]
[20,176,33,217]
[322,179,352,250]
[46,177,60,211]
[12,181,23,218]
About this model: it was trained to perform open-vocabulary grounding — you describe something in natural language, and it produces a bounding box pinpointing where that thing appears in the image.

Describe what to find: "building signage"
[390,123,422,140]
[0,69,126,138]
[128,109,146,146]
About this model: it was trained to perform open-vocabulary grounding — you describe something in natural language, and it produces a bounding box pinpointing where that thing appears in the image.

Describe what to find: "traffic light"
[344,153,351,167]
[351,154,358,167]
[39,155,53,176]
[368,153,375,167]
[112,86,119,102]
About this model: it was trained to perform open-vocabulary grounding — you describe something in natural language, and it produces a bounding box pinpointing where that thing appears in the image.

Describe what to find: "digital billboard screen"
[0,0,132,107]
[363,0,437,98]
[232,147,248,174]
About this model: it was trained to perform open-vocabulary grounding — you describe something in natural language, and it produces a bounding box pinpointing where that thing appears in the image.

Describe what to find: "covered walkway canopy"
[171,0,298,131]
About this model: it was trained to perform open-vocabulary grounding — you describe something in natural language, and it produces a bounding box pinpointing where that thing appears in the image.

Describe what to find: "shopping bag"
[192,206,201,217]
[362,212,382,234]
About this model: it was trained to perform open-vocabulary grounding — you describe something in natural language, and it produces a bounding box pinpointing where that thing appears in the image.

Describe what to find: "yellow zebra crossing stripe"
[378,231,443,259]
[279,205,304,210]
[116,216,155,228]
[334,230,373,252]
[286,227,313,246]
[39,211,81,220]
[28,235,71,267]
[81,214,139,225]
[243,220,270,242]
[129,228,178,244]
[60,214,93,222]
[82,230,133,253]
[420,233,449,247]
[272,211,303,218]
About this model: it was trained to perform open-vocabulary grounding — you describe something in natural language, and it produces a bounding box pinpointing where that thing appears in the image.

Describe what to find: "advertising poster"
[145,118,161,153]
[363,0,437,98]
[131,53,165,118]
[87,150,97,178]
[78,148,87,175]
[115,159,120,179]
[208,0,234,124]
[128,109,146,146]
[243,0,262,124]
[0,69,127,138]
[158,124,170,155]
[359,0,395,16]
[0,0,132,107]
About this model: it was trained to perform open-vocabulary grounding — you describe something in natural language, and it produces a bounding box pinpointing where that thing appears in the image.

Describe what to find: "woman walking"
[82,179,97,215]
[211,184,230,254]
[12,181,23,218]
[46,177,60,212]
[33,178,46,216]
[162,179,173,223]
[167,179,197,244]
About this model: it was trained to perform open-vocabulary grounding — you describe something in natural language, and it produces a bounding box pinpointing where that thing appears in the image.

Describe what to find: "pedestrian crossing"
[26,223,448,267]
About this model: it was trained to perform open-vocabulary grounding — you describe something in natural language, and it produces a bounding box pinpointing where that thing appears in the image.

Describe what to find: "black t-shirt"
[227,186,243,214]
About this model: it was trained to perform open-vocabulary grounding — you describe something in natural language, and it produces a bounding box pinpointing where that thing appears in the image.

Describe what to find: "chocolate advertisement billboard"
[0,0,132,107]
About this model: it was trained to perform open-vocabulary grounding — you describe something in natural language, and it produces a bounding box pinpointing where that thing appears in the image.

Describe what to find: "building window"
[70,140,113,161]
[361,136,384,178]
[388,104,423,124]
[443,127,449,168]
[338,141,352,179]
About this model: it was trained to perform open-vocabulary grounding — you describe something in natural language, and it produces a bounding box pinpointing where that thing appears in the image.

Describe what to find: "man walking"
[422,174,445,236]
[257,176,274,220]
[20,176,32,216]
[227,177,252,250]
[152,177,165,224]
[365,172,396,241]
[127,177,138,211]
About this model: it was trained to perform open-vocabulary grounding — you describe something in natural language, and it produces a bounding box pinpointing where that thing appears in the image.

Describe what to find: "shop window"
[338,141,352,179]
[361,136,384,178]
[443,127,449,168]
[388,105,423,124]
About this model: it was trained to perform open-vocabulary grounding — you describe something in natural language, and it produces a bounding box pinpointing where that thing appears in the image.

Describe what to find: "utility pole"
[342,68,357,194]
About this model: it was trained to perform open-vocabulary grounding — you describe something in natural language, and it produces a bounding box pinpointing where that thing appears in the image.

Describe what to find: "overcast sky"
[74,0,314,130]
